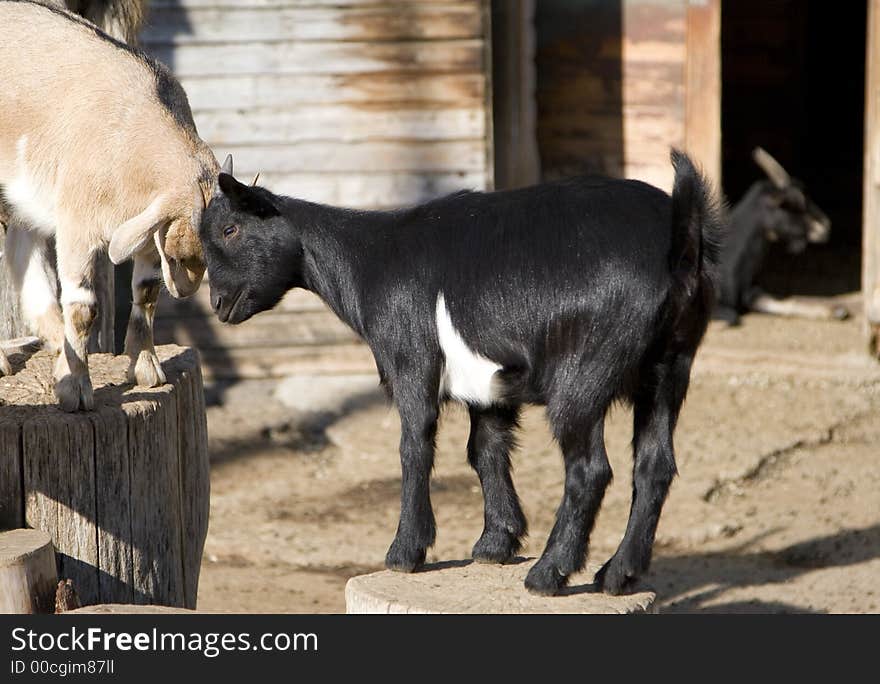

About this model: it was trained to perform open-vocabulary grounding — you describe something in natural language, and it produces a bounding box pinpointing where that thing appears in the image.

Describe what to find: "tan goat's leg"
[3,225,65,353]
[53,237,97,412]
[124,250,166,387]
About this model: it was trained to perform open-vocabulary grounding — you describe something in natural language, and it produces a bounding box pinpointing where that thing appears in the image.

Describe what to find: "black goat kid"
[200,151,723,595]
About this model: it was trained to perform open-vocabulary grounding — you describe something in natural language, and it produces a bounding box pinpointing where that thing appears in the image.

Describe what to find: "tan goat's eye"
[223,225,238,238]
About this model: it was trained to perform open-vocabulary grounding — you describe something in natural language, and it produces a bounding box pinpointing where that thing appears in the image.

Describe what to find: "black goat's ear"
[217,173,279,218]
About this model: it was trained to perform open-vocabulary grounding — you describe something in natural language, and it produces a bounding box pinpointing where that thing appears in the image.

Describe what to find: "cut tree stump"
[345,560,656,614]
[0,345,210,609]
[0,528,57,614]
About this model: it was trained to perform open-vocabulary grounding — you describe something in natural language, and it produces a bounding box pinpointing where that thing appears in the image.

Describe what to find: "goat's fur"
[0,0,217,410]
[199,150,724,595]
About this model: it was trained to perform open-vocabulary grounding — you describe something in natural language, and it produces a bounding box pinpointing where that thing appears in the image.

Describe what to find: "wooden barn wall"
[142,0,492,379]
[535,0,687,192]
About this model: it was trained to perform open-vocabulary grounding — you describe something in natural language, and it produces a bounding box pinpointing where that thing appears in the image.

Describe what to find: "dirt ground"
[196,303,880,614]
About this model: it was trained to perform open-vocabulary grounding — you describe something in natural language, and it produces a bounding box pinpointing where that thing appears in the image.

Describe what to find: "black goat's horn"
[753,147,791,189]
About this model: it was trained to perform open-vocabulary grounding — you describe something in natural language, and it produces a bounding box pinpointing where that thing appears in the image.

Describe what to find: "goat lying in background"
[0,0,217,411]
[715,147,847,325]
[199,151,723,595]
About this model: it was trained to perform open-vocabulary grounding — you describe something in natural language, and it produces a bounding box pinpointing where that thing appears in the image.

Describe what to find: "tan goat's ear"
[108,195,169,265]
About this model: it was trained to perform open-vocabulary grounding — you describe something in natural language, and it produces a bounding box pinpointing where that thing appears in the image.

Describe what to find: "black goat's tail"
[668,149,725,327]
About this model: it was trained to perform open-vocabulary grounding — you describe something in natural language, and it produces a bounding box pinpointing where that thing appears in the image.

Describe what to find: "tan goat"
[0,0,217,411]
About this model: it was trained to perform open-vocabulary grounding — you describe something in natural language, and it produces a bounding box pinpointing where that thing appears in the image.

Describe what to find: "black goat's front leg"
[525,417,612,595]
[385,390,440,572]
[468,404,527,563]
[596,353,690,595]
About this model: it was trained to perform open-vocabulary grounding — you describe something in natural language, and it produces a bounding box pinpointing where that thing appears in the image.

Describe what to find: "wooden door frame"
[864,0,880,356]
[684,0,722,187]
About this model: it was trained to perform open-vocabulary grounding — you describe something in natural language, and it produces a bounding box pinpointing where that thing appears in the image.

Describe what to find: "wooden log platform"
[0,528,57,614]
[345,560,656,614]
[0,345,209,609]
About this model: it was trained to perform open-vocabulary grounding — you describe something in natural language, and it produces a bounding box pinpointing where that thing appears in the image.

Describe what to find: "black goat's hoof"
[472,529,520,564]
[384,541,426,573]
[595,555,639,595]
[524,560,567,596]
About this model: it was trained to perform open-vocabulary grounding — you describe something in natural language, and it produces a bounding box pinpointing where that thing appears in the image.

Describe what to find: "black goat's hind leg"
[596,353,691,594]
[467,404,527,563]
[385,387,440,573]
[525,415,612,595]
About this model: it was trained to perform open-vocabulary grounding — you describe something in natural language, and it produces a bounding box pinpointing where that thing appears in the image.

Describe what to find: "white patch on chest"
[436,292,501,406]
[4,135,57,236]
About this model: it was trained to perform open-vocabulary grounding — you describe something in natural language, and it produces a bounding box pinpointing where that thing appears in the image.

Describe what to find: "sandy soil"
[195,306,880,614]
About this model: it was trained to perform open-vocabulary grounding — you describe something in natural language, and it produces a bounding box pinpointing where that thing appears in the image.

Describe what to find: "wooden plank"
[92,406,134,604]
[0,414,23,530]
[143,5,482,43]
[165,350,209,608]
[193,107,485,145]
[23,413,100,604]
[864,0,880,357]
[146,39,484,77]
[126,387,185,606]
[685,0,722,186]
[210,140,485,174]
[183,73,485,109]
[151,0,456,7]
[224,172,488,206]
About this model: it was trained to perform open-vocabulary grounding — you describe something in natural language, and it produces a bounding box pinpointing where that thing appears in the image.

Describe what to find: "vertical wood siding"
[535,0,689,192]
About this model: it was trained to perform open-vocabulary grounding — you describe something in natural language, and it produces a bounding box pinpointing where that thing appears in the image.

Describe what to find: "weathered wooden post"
[0,345,209,609]
[0,529,58,614]
[345,561,656,614]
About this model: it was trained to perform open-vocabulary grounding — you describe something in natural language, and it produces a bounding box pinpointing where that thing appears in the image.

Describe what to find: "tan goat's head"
[107,185,208,299]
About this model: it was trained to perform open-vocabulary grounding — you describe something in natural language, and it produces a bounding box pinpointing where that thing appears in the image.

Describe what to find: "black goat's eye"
[223,225,238,239]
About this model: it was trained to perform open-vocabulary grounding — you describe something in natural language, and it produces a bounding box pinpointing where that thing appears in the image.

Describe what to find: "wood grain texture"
[0,412,23,529]
[153,0,455,7]
[148,39,484,77]
[143,4,482,43]
[0,346,209,608]
[0,529,57,614]
[194,107,484,145]
[535,0,686,190]
[685,0,721,186]
[345,560,656,614]
[180,73,485,110]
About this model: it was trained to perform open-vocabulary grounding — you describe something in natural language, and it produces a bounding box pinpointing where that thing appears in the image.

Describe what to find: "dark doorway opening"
[722,0,866,296]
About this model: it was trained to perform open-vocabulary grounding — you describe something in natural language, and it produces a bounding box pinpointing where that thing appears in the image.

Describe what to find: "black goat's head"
[199,155,299,324]
[751,147,831,254]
